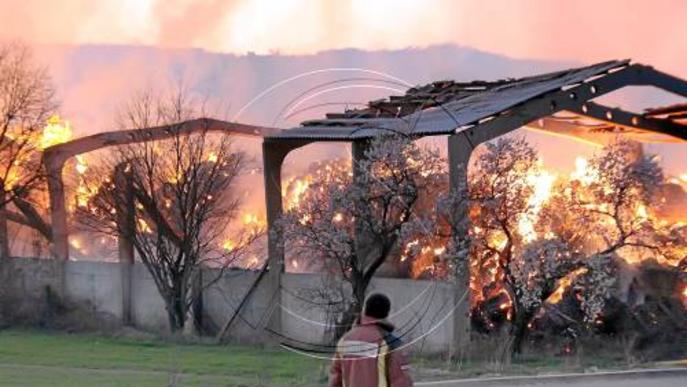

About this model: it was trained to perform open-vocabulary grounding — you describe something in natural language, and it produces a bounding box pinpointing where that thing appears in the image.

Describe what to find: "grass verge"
[0,329,328,386]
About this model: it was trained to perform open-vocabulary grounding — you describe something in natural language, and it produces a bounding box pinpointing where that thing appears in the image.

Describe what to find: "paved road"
[535,376,684,387]
[416,369,687,387]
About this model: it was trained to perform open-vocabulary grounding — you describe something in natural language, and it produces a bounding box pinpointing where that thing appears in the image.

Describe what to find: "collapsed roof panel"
[268,60,631,141]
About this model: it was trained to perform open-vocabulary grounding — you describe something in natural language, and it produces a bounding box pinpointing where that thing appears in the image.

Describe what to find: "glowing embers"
[547,267,589,305]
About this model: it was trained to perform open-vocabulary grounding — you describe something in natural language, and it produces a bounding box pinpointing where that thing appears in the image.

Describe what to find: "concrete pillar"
[114,164,135,325]
[46,161,69,261]
[447,133,474,358]
[190,269,204,333]
[44,160,69,300]
[262,140,290,337]
[351,140,374,276]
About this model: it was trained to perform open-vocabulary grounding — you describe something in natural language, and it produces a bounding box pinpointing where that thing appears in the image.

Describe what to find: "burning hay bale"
[276,134,687,355]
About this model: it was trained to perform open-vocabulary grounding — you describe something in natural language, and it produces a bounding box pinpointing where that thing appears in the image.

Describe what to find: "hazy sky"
[3,0,686,251]
[2,0,686,75]
[2,0,685,176]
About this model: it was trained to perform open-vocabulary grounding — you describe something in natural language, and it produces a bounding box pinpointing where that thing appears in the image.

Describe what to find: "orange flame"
[39,115,73,150]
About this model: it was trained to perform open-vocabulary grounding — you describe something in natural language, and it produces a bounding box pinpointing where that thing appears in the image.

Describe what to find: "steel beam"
[567,101,687,141]
[635,65,687,98]
[457,64,648,145]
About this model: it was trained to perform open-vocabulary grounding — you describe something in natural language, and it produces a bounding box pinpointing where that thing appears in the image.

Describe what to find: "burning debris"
[276,135,687,348]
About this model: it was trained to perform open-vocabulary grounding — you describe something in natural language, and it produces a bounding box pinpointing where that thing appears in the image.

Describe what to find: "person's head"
[364,293,391,320]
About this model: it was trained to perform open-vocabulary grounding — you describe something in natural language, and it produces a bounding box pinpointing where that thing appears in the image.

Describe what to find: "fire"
[547,267,588,304]
[69,237,82,250]
[75,156,88,174]
[570,157,597,186]
[635,204,648,221]
[518,169,556,242]
[39,115,73,149]
[487,231,508,252]
[72,154,98,209]
[282,159,353,210]
[137,219,152,234]
[286,179,310,210]
[3,169,20,191]
[219,212,265,262]
[401,239,420,262]
[223,240,235,252]
[3,115,73,191]
[243,213,260,225]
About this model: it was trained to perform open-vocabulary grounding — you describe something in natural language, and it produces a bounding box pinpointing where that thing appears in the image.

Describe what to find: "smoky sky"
[1,0,685,203]
[1,0,686,76]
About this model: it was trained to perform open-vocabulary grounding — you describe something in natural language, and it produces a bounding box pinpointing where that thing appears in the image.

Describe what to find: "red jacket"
[330,316,413,387]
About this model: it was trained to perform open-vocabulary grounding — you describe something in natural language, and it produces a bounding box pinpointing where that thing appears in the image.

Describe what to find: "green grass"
[0,329,328,386]
[1,329,682,386]
[411,338,683,382]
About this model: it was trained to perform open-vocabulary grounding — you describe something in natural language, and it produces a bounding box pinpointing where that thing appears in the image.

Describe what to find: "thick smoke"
[1,0,686,76]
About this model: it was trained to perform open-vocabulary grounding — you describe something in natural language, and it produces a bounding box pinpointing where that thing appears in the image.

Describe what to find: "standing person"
[330,293,413,387]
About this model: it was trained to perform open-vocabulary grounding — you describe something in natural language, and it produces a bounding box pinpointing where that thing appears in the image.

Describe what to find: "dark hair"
[364,293,391,319]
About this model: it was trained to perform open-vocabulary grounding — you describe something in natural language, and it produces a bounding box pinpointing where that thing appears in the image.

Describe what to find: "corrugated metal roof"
[268,60,629,141]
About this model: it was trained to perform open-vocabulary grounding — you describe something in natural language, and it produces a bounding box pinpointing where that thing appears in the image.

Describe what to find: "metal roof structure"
[40,59,687,263]
[645,103,687,124]
[258,59,687,344]
[267,59,687,143]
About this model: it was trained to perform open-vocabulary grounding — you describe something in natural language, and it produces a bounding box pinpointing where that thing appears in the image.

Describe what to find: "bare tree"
[76,90,262,332]
[279,134,445,331]
[0,43,56,259]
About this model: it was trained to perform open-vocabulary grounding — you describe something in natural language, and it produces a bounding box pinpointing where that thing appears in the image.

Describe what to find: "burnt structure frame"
[23,60,686,342]
[260,61,687,346]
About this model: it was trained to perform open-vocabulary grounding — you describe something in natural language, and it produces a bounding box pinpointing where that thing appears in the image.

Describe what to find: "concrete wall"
[5,258,64,301]
[65,260,122,319]
[280,274,457,353]
[202,269,272,343]
[3,258,458,353]
[129,263,168,331]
